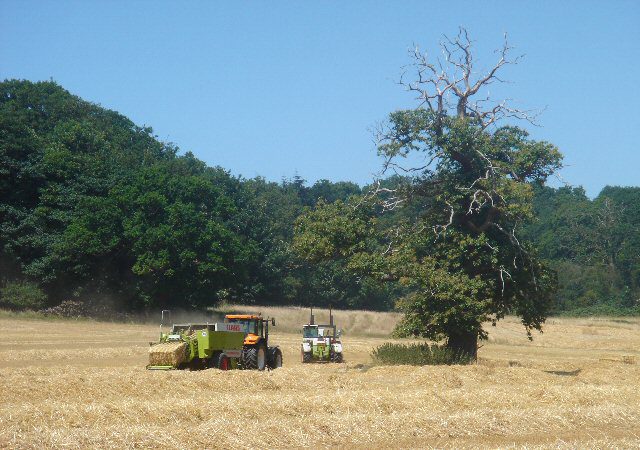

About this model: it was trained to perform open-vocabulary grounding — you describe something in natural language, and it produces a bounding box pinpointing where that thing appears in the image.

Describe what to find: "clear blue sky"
[1,1,639,197]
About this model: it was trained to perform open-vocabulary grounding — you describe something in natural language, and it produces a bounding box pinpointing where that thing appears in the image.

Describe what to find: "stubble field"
[0,308,639,449]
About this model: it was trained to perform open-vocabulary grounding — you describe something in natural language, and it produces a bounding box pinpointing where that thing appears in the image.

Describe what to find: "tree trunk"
[446,330,478,361]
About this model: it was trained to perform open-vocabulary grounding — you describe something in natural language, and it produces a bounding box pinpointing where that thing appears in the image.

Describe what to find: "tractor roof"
[225,314,262,320]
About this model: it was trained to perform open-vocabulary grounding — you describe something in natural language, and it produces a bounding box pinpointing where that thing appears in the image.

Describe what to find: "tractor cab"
[224,314,276,346]
[303,324,338,340]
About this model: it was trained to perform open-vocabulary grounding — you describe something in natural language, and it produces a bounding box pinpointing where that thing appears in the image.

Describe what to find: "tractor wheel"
[302,351,312,363]
[217,354,231,371]
[268,348,283,369]
[243,344,267,371]
[331,351,343,363]
[187,358,206,371]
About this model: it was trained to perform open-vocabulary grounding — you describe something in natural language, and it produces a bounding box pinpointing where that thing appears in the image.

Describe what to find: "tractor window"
[228,319,257,334]
[325,328,335,337]
[245,320,257,334]
[303,326,318,338]
[319,328,333,337]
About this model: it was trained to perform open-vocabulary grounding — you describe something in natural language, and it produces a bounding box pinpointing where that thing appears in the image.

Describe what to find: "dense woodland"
[1,80,638,316]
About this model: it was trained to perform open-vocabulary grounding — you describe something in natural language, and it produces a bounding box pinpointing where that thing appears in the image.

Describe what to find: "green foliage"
[0,280,47,310]
[523,185,640,315]
[294,115,562,355]
[0,80,377,312]
[371,342,472,366]
[0,80,257,310]
[293,199,372,262]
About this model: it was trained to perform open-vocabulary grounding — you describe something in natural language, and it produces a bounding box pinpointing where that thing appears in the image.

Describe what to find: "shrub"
[0,281,47,311]
[39,299,135,321]
[40,300,90,318]
[371,342,472,366]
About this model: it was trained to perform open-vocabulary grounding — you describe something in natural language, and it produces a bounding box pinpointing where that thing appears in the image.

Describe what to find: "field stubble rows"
[0,311,639,448]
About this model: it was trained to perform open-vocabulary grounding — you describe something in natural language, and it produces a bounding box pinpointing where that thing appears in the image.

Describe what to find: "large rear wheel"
[243,344,267,371]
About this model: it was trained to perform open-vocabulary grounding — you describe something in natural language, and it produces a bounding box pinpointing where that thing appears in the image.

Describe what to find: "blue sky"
[1,1,639,197]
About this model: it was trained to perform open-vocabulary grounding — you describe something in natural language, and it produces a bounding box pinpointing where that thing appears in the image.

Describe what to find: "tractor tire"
[206,352,220,369]
[216,353,231,371]
[302,351,313,363]
[330,351,343,363]
[187,358,206,371]
[243,344,267,371]
[268,347,283,369]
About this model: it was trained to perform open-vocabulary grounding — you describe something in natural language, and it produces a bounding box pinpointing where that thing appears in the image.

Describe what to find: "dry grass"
[216,304,402,336]
[0,312,639,448]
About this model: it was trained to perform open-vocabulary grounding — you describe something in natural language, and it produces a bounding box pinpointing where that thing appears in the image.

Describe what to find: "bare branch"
[397,27,536,129]
[433,201,455,236]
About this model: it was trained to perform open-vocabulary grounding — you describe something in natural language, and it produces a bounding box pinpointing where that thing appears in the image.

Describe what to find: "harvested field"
[0,312,639,448]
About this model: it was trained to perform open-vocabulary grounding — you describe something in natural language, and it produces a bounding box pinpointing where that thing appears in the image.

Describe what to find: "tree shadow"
[543,368,582,376]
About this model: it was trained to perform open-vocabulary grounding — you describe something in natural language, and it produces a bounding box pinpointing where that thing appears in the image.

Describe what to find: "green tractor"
[147,310,281,370]
[301,307,343,363]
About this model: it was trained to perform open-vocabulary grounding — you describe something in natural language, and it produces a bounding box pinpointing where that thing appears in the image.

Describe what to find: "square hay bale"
[148,341,188,367]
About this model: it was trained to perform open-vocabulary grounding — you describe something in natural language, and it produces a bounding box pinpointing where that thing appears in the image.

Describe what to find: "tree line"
[0,80,391,312]
[1,80,638,317]
[524,184,640,315]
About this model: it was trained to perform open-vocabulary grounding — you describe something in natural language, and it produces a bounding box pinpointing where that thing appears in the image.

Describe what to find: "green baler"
[147,314,247,370]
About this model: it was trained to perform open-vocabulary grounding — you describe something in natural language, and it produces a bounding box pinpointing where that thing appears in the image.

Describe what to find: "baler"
[147,311,246,370]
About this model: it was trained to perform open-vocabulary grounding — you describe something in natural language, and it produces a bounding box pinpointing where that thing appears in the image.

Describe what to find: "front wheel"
[268,348,283,369]
[330,351,343,363]
[302,351,312,363]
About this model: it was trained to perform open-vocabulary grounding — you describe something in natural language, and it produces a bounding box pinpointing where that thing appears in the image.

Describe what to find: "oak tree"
[295,29,563,358]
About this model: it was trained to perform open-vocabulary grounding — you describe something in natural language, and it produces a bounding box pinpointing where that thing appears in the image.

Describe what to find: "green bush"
[0,281,47,311]
[371,342,472,366]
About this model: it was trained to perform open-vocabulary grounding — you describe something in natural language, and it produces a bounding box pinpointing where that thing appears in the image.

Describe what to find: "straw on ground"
[0,311,638,448]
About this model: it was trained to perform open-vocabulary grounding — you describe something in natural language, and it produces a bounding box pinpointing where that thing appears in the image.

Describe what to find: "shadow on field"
[543,368,582,376]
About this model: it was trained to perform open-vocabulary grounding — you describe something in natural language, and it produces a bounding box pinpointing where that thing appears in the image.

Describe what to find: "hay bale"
[148,342,188,367]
